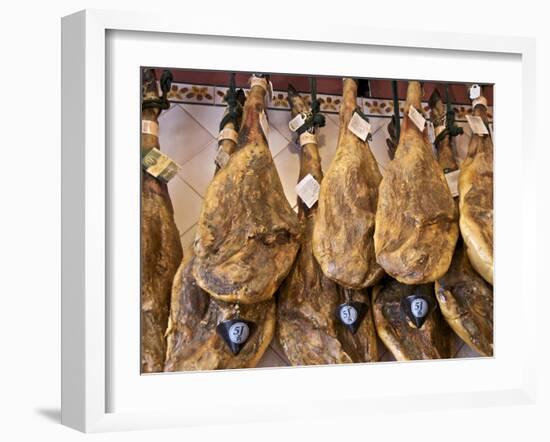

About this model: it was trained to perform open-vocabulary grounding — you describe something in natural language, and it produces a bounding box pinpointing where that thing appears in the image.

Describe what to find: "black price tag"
[216,319,255,355]
[402,289,433,329]
[336,302,367,334]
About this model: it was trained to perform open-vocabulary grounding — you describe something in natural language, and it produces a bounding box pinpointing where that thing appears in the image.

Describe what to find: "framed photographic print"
[61,9,537,433]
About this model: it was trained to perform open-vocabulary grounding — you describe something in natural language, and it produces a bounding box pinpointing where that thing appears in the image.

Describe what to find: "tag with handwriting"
[347,111,371,141]
[408,106,426,132]
[289,113,307,132]
[215,147,231,169]
[466,115,489,136]
[295,173,320,208]
[142,148,180,183]
[445,169,460,197]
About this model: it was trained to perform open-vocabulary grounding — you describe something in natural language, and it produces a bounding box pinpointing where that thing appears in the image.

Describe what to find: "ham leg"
[193,77,301,304]
[140,69,184,373]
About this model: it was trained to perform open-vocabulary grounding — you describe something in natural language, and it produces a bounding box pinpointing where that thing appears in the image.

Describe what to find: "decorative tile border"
[167,83,215,104]
[164,82,493,122]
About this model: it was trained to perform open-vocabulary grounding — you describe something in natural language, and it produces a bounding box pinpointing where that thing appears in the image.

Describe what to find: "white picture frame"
[61,9,537,433]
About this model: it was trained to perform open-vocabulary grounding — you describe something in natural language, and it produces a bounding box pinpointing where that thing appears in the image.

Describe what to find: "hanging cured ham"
[372,280,452,360]
[312,78,384,289]
[277,85,378,366]
[435,243,493,356]
[193,76,301,304]
[164,85,276,371]
[140,69,184,373]
[458,90,494,284]
[372,101,452,361]
[374,81,458,284]
[429,88,493,356]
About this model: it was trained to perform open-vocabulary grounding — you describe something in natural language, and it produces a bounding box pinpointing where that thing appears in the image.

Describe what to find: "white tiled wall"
[158,101,482,365]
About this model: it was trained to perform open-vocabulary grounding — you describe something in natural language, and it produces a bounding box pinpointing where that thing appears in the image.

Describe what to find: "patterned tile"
[179,139,218,197]
[369,120,392,171]
[270,91,290,109]
[364,98,398,116]
[273,142,301,207]
[167,83,215,104]
[266,109,293,142]
[168,175,204,236]
[170,82,493,122]
[158,105,214,165]
[266,120,291,157]
[181,103,226,138]
[369,116,390,135]
[316,114,340,173]
[317,94,343,113]
[454,122,472,163]
[325,113,340,126]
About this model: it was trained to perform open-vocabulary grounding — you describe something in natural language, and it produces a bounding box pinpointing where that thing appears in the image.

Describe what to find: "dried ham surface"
[193,81,301,304]
[164,99,275,371]
[140,71,183,373]
[312,79,383,289]
[435,243,493,356]
[165,248,275,371]
[458,101,493,284]
[374,81,458,284]
[277,87,378,366]
[373,279,452,361]
[429,90,493,357]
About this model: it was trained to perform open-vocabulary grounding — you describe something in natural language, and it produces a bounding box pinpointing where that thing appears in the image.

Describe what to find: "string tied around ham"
[291,77,326,135]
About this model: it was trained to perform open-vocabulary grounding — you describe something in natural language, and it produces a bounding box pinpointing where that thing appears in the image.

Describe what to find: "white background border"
[59,7,538,435]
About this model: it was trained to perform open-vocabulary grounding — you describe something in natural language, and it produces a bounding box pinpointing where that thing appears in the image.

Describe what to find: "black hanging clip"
[287,78,326,136]
[219,73,246,132]
[432,85,464,146]
[141,68,172,111]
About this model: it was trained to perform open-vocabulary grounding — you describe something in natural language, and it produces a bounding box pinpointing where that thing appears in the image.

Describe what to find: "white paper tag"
[466,115,489,136]
[215,147,231,169]
[218,128,238,144]
[469,84,481,100]
[408,106,426,132]
[445,169,460,198]
[141,120,159,136]
[347,112,371,141]
[299,132,317,147]
[295,173,320,208]
[259,110,269,138]
[289,113,307,132]
[426,121,435,143]
[142,148,181,182]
